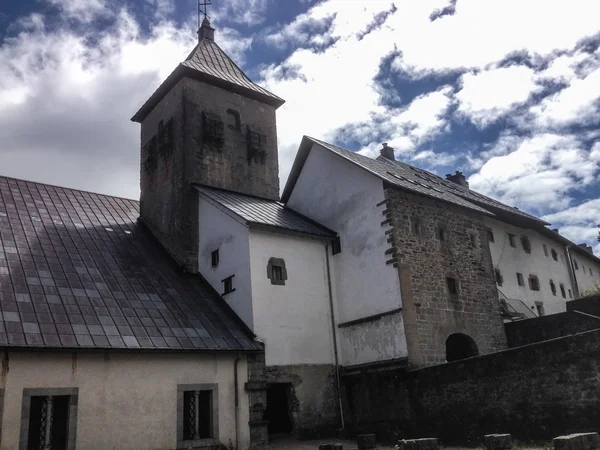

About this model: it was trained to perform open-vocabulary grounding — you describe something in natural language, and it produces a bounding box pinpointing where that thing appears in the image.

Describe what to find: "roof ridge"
[0,174,139,203]
[193,183,283,204]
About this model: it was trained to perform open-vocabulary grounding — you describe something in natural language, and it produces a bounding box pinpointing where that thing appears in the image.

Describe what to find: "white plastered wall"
[285,143,407,366]
[0,351,250,450]
[571,250,600,294]
[248,229,335,367]
[198,195,253,329]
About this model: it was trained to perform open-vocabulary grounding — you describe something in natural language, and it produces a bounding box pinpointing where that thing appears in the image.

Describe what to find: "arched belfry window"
[445,333,479,362]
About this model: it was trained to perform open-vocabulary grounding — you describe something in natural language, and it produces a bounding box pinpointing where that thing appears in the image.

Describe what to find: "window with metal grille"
[20,389,78,450]
[529,275,540,291]
[177,384,218,449]
[247,126,267,164]
[202,111,224,147]
[211,249,219,268]
[222,275,235,295]
[516,272,524,286]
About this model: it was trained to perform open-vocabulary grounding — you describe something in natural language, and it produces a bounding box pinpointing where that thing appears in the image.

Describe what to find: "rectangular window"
[543,244,548,257]
[568,289,573,299]
[536,302,545,317]
[272,265,284,281]
[20,388,78,450]
[177,384,218,449]
[446,277,459,296]
[468,232,479,249]
[529,275,540,291]
[551,249,558,261]
[437,225,449,242]
[222,275,235,295]
[583,264,586,273]
[332,236,342,255]
[495,268,503,286]
[267,257,287,286]
[574,259,579,270]
[590,268,593,276]
[211,249,219,268]
[521,236,531,254]
[507,233,516,247]
[516,272,524,286]
[549,280,557,296]
[560,283,566,298]
[487,229,495,243]
[411,217,424,237]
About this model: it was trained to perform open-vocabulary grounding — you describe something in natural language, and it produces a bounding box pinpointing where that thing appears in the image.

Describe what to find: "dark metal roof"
[195,185,336,239]
[0,176,260,351]
[131,37,284,122]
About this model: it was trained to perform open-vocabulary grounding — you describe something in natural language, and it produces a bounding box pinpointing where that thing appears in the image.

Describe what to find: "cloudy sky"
[1,0,599,250]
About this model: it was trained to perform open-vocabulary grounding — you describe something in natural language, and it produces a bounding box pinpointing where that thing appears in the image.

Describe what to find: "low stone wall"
[343,328,600,445]
[567,295,600,316]
[504,311,600,347]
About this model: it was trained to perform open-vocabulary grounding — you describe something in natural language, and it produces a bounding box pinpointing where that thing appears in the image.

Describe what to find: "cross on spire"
[198,0,212,28]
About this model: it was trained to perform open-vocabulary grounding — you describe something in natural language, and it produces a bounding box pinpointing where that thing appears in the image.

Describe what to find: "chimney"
[578,243,594,255]
[380,143,395,160]
[445,170,469,189]
[198,17,215,42]
[551,228,559,234]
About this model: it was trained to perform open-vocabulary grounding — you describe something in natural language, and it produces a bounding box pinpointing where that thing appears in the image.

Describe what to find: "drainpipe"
[234,354,241,450]
[566,245,580,298]
[325,243,345,430]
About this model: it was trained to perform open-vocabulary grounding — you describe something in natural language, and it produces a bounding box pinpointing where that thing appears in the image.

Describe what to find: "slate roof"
[195,185,336,239]
[0,176,260,351]
[131,29,284,122]
[282,136,548,226]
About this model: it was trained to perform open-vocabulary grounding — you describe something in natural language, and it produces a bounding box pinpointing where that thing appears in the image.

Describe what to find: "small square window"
[560,283,566,298]
[543,244,548,257]
[495,268,503,286]
[446,277,459,296]
[222,275,235,295]
[211,249,219,267]
[529,275,540,291]
[516,272,524,286]
[267,257,287,286]
[507,233,516,247]
[486,229,495,243]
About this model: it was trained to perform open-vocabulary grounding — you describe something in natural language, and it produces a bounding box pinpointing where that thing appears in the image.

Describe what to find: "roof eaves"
[248,222,336,240]
[195,187,250,228]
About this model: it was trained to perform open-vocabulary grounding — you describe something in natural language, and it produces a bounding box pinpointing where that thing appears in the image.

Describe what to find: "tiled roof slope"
[195,185,336,239]
[283,136,547,226]
[182,39,284,105]
[0,176,259,351]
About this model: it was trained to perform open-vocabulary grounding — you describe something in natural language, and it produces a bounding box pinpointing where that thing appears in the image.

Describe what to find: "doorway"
[264,383,294,435]
[445,333,479,362]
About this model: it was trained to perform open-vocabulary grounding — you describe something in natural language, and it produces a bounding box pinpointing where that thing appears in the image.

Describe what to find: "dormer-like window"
[226,109,241,131]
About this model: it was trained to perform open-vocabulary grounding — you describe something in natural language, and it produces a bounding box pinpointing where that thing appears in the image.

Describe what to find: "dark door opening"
[264,383,293,435]
[445,333,479,362]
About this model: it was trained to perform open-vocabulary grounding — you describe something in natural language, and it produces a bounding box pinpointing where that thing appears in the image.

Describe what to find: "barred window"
[177,385,218,449]
[203,112,224,147]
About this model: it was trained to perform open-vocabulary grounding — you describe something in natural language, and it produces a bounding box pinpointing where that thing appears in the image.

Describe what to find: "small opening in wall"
[549,279,557,296]
[590,268,593,276]
[521,236,531,254]
[445,333,479,362]
[560,283,566,298]
[507,233,516,248]
[265,383,293,435]
[574,259,579,270]
[437,225,449,242]
[222,275,235,295]
[226,109,241,131]
[211,249,219,268]
[536,302,545,317]
[528,274,540,291]
[568,289,573,299]
[267,258,287,286]
[468,232,479,249]
[495,268,503,286]
[412,217,424,237]
[543,244,548,257]
[332,236,342,255]
[446,277,459,296]
[516,272,524,286]
[551,248,558,261]
[486,229,495,243]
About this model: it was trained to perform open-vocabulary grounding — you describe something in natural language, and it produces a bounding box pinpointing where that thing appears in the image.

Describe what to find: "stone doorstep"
[484,433,513,450]
[398,438,439,450]
[553,433,600,450]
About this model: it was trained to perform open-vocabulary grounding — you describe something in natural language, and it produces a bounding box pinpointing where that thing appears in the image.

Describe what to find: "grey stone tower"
[131,19,285,271]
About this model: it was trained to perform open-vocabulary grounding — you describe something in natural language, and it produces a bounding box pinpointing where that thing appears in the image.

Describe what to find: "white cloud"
[456,65,541,127]
[214,0,270,26]
[469,134,599,212]
[46,0,109,22]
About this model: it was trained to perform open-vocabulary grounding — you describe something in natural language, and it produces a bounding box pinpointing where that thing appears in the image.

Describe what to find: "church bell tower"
[131,5,285,271]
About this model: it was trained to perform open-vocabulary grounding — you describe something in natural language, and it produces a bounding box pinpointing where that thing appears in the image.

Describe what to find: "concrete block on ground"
[357,434,377,449]
[484,433,512,450]
[398,438,439,450]
[554,433,600,450]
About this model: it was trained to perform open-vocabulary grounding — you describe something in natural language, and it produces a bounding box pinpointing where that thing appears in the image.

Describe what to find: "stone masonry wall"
[384,187,507,367]
[265,364,339,439]
[246,352,269,449]
[139,77,280,271]
[344,327,600,445]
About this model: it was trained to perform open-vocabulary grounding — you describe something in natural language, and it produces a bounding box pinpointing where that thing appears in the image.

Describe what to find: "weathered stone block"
[484,433,512,450]
[357,434,376,449]
[554,433,600,450]
[398,438,438,450]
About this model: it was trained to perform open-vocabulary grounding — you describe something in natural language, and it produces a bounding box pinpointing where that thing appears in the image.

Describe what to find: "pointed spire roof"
[131,21,284,123]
